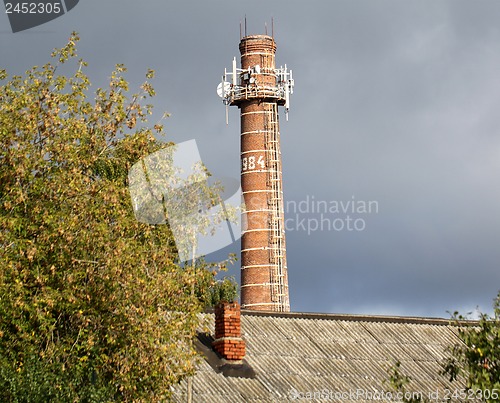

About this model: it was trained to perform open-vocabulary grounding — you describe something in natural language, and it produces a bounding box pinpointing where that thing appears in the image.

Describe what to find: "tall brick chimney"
[212,301,246,361]
[219,32,294,312]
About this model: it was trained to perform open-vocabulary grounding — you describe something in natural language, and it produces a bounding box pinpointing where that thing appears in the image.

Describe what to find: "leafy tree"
[385,291,500,403]
[443,291,500,402]
[0,33,232,402]
[207,276,239,307]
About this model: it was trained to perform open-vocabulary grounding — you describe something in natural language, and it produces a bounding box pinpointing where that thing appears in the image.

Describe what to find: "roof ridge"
[235,309,476,326]
[203,308,479,325]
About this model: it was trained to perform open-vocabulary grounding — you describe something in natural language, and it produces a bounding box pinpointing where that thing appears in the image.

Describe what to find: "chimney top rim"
[240,34,275,42]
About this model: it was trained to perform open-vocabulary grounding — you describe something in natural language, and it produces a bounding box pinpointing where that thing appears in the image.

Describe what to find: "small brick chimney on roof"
[212,301,246,361]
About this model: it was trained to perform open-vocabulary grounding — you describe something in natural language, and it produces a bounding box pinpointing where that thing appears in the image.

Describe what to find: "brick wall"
[237,35,290,312]
[212,301,246,361]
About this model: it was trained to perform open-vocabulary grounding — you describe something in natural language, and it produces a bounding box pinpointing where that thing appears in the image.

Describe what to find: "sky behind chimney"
[2,0,499,318]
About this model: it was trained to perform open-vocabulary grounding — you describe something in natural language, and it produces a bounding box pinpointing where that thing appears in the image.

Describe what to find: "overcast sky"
[2,0,500,318]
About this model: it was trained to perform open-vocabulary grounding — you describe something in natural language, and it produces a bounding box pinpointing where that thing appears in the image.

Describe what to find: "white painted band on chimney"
[241,246,278,252]
[241,149,275,154]
[242,189,274,194]
[242,228,275,234]
[241,264,276,269]
[241,169,276,175]
[240,282,284,288]
[242,209,275,214]
[240,110,275,116]
[241,302,285,307]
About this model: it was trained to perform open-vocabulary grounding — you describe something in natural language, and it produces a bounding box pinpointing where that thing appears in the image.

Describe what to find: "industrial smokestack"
[219,32,294,312]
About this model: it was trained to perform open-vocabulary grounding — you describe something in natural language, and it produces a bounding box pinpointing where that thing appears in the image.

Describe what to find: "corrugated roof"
[171,310,470,402]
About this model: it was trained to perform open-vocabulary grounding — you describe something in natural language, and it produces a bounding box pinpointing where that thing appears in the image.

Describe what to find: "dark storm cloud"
[1,0,499,317]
